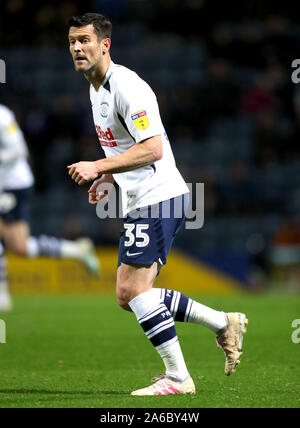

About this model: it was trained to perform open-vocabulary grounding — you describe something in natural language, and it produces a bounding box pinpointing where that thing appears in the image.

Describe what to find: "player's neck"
[84,56,111,92]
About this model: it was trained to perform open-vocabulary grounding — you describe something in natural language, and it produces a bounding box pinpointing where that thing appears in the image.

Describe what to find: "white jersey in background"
[0,104,34,191]
[90,61,189,216]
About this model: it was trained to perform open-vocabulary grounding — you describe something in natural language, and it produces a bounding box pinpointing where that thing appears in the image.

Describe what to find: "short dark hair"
[68,13,112,40]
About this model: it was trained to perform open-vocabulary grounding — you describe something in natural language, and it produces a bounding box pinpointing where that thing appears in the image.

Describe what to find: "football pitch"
[0,293,299,408]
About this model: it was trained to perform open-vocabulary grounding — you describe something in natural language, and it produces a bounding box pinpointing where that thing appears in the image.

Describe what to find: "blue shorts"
[0,186,33,224]
[118,194,189,269]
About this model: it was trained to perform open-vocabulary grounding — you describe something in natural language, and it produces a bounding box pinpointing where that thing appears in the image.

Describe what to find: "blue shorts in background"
[0,186,33,224]
[118,194,189,269]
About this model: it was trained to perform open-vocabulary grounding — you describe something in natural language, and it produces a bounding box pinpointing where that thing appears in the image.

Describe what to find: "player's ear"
[101,38,111,54]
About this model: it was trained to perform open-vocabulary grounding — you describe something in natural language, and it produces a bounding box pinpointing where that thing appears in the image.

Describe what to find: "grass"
[0,293,299,408]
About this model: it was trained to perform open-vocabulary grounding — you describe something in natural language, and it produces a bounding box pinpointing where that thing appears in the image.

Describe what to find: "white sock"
[26,237,39,257]
[188,301,227,332]
[129,289,189,382]
[151,288,228,333]
[26,236,83,260]
[0,281,8,293]
[60,240,84,260]
[156,340,189,382]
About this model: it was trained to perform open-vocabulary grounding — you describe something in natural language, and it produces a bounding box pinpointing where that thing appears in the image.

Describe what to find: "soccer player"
[0,103,100,311]
[67,13,248,396]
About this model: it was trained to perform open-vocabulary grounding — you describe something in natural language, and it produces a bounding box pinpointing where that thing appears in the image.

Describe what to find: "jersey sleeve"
[115,74,163,143]
[0,106,28,164]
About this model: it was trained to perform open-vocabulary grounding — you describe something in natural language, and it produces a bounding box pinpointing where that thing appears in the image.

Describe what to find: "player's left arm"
[67,134,162,185]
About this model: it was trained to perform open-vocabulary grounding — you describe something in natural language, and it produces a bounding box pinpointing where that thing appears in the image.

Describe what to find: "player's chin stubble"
[74,62,88,72]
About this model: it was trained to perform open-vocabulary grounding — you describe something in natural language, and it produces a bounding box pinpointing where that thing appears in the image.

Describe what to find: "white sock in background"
[0,242,9,300]
[26,236,84,260]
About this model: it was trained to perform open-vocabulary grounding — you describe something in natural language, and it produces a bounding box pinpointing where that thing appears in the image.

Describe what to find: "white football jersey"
[0,104,34,191]
[90,61,189,216]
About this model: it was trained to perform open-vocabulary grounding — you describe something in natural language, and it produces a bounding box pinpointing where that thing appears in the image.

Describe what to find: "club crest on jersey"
[131,110,149,130]
[100,102,109,118]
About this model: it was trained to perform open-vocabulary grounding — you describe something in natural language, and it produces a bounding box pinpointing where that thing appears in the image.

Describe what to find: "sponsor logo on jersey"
[95,125,117,147]
[131,110,149,130]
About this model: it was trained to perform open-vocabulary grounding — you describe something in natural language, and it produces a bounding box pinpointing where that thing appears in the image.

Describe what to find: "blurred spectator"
[241,76,278,115]
[199,58,239,129]
[219,161,258,215]
[264,14,299,66]
[92,0,129,23]
[149,0,183,35]
[1,0,33,44]
[270,216,300,291]
[252,109,291,165]
[200,169,223,216]
[274,216,300,246]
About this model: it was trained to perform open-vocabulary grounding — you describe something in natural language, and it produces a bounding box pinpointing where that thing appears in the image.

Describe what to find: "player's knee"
[117,292,131,310]
[116,282,132,311]
[7,239,27,256]
[117,297,132,311]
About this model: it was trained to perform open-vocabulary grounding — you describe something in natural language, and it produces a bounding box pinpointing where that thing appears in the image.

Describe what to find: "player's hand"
[88,174,115,205]
[67,161,99,185]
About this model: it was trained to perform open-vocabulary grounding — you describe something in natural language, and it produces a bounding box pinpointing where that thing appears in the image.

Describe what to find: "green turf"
[0,293,299,408]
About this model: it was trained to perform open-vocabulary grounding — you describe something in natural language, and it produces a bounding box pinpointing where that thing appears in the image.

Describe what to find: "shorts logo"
[131,110,149,130]
[126,250,143,257]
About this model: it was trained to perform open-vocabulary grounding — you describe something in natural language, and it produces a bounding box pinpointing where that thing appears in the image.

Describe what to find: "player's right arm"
[88,173,115,205]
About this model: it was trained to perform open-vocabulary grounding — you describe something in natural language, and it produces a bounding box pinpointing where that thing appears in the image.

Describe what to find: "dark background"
[1,0,300,288]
